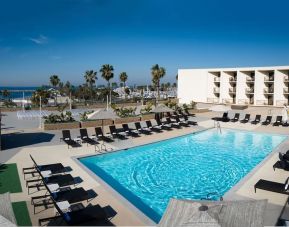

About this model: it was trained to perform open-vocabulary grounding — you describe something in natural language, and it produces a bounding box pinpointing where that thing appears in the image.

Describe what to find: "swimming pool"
[79,129,286,223]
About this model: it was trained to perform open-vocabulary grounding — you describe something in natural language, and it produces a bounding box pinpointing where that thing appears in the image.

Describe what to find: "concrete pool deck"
[1,113,289,226]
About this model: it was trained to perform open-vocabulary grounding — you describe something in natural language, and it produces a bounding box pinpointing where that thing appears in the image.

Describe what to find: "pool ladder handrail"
[214,120,222,134]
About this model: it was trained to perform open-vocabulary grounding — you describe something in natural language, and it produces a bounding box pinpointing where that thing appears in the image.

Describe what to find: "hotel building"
[177,66,289,107]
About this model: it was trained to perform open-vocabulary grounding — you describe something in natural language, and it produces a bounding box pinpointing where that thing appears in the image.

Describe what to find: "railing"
[246,76,254,82]
[213,87,220,93]
[214,77,220,82]
[229,88,236,93]
[264,88,274,94]
[229,77,237,82]
[264,76,274,82]
[245,88,254,93]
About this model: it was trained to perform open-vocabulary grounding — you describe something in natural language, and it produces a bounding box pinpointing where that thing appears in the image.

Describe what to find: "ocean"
[0,87,38,99]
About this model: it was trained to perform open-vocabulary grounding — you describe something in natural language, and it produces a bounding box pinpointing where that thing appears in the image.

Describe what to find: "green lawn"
[12,201,32,226]
[0,163,22,193]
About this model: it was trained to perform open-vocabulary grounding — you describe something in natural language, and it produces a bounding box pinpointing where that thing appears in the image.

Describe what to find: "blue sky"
[1,0,289,86]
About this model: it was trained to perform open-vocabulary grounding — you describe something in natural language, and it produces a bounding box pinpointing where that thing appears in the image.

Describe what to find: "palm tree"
[49,75,60,88]
[84,70,97,101]
[84,70,97,88]
[119,72,128,87]
[100,64,114,104]
[151,64,166,102]
[119,72,128,100]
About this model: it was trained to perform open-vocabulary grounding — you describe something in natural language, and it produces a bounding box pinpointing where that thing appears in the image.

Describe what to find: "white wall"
[178,69,208,104]
[236,71,248,104]
[178,66,289,106]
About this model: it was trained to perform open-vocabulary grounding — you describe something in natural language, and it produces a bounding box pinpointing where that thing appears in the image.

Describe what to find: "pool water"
[79,129,286,222]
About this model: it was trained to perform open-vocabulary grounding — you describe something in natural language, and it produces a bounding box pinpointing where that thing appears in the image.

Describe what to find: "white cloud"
[28,35,48,45]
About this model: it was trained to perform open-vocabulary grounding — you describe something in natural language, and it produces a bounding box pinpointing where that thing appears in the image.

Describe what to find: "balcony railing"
[245,88,254,93]
[264,88,274,94]
[213,88,220,93]
[229,88,236,93]
[229,77,237,82]
[264,76,274,82]
[214,77,220,82]
[246,77,254,82]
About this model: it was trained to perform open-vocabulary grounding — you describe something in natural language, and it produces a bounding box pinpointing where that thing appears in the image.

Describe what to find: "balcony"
[213,87,220,93]
[246,76,254,83]
[264,88,274,94]
[229,77,237,83]
[245,88,254,94]
[229,88,236,93]
[214,77,220,82]
[284,88,289,94]
[284,77,289,83]
[264,76,274,83]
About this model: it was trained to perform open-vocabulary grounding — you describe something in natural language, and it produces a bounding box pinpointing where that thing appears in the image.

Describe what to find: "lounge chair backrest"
[122,124,129,131]
[184,115,189,121]
[167,112,171,117]
[166,117,172,123]
[279,153,285,161]
[80,128,88,139]
[223,112,228,118]
[95,127,103,136]
[265,116,272,122]
[135,122,141,129]
[109,125,116,133]
[234,113,240,119]
[62,130,71,140]
[276,116,282,122]
[245,114,250,120]
[256,115,261,120]
[175,116,180,122]
[146,120,152,128]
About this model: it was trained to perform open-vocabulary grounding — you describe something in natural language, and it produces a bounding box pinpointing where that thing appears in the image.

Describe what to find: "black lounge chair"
[134,122,152,135]
[230,113,240,122]
[122,124,140,137]
[145,120,162,132]
[273,116,282,126]
[261,116,272,125]
[109,125,127,139]
[240,114,250,123]
[80,129,100,149]
[166,112,176,119]
[166,117,181,128]
[61,130,80,148]
[273,153,289,171]
[178,109,188,117]
[31,186,93,205]
[183,115,197,125]
[254,178,289,195]
[251,115,261,124]
[23,155,67,179]
[39,199,107,226]
[184,109,195,117]
[175,116,189,127]
[212,112,230,122]
[27,174,76,194]
[94,127,114,142]
[155,117,172,130]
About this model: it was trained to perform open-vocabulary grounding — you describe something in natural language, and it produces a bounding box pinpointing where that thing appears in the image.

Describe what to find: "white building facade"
[178,66,289,107]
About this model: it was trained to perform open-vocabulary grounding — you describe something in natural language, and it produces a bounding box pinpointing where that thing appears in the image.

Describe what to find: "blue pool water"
[79,129,287,222]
